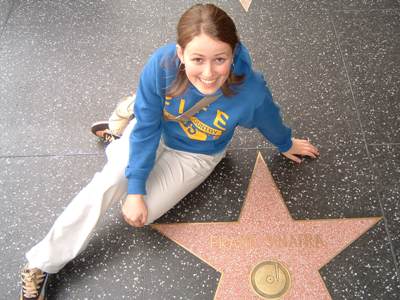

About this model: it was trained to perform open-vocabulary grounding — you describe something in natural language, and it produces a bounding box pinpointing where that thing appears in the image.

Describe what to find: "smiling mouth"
[200,78,217,85]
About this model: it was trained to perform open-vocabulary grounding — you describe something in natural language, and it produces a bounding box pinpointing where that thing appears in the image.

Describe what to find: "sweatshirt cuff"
[127,178,147,195]
[277,137,293,153]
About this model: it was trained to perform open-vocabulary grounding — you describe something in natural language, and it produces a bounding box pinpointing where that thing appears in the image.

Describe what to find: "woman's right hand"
[122,194,148,227]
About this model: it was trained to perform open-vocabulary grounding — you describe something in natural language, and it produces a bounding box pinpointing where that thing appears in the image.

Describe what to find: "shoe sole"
[91,121,109,136]
[39,274,48,300]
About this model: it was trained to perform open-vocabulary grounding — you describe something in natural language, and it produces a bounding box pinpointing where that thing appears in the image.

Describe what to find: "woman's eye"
[216,58,226,64]
[192,58,203,64]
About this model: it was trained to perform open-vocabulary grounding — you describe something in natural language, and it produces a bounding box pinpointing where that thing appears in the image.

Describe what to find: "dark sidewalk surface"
[1,0,399,299]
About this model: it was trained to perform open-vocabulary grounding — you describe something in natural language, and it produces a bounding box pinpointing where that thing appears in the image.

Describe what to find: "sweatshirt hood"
[232,42,253,77]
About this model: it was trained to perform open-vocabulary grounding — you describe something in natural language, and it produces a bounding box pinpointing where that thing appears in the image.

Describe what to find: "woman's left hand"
[281,138,319,163]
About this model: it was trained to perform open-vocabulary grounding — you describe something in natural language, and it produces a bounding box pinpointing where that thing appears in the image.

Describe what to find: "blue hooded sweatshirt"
[125,43,292,195]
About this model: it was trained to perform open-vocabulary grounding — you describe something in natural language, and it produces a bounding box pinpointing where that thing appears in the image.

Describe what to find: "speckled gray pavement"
[1,0,399,299]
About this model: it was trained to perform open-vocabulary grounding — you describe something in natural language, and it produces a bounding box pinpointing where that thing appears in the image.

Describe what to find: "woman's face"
[177,33,233,95]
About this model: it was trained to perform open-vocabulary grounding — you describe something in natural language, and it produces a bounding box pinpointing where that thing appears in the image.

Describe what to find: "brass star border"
[151,153,381,299]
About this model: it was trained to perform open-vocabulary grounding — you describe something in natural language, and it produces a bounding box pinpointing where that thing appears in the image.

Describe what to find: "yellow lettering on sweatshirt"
[179,122,208,141]
[213,110,229,131]
[178,99,185,114]
[190,117,222,136]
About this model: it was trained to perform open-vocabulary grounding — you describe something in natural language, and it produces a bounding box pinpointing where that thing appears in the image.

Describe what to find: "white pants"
[26,120,225,273]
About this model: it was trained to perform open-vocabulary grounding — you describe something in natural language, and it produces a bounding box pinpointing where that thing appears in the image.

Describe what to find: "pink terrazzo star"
[239,0,253,12]
[151,153,380,299]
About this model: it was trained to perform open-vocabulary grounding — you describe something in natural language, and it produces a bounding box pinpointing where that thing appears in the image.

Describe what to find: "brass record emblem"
[250,261,291,299]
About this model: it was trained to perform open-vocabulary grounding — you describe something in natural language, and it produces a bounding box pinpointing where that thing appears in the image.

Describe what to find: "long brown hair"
[166,4,245,98]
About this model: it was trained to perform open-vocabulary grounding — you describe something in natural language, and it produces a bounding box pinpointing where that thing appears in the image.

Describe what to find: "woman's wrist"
[126,194,144,201]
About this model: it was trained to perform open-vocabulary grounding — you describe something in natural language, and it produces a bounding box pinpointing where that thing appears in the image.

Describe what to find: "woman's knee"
[94,163,127,188]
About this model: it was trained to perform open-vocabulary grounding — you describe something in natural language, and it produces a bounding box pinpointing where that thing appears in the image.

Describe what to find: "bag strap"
[167,94,221,122]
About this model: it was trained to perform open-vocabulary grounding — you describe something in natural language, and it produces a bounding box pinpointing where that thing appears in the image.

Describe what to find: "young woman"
[20,3,319,299]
